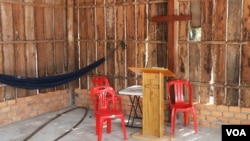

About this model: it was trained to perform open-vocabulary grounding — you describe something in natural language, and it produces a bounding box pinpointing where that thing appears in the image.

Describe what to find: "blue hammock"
[0,57,106,89]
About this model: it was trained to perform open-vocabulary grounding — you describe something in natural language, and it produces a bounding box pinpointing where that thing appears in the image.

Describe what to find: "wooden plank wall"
[74,0,167,91]
[1,0,250,108]
[0,0,72,102]
[178,0,250,107]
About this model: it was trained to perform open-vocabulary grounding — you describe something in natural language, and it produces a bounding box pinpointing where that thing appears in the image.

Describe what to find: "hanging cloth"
[0,57,106,89]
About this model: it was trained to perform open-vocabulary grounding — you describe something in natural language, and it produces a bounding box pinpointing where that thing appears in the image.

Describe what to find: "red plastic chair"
[167,79,198,135]
[90,86,127,141]
[91,75,122,111]
[91,75,110,87]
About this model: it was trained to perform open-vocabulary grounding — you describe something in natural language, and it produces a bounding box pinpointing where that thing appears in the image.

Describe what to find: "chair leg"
[120,115,127,140]
[98,118,104,141]
[171,109,176,135]
[96,116,99,135]
[107,119,112,133]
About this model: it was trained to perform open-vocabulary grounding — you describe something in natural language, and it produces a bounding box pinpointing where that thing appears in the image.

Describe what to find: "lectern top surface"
[129,67,176,77]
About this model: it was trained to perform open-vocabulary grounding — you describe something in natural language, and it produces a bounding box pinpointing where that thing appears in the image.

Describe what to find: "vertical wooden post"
[168,0,175,72]
[66,0,76,105]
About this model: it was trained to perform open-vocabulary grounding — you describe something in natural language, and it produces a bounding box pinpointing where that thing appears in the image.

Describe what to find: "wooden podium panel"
[129,67,175,140]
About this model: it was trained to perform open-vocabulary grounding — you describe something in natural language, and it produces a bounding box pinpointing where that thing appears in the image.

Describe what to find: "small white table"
[118,85,142,128]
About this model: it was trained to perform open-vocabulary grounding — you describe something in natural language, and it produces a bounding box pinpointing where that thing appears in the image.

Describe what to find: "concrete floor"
[0,106,221,141]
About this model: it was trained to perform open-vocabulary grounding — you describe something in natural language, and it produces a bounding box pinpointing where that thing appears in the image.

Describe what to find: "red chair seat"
[173,103,193,109]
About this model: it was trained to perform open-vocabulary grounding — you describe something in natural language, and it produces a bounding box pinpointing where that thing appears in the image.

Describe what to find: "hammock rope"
[0,57,106,89]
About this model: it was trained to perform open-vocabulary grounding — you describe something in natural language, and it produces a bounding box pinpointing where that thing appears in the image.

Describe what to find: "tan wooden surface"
[142,72,164,137]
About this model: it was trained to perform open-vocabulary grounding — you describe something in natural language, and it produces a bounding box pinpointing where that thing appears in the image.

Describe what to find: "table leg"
[126,95,142,128]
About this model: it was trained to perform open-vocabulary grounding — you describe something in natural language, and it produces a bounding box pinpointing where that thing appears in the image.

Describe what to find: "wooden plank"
[127,43,136,86]
[85,5,95,89]
[156,44,167,68]
[189,44,200,81]
[105,6,115,85]
[201,0,226,87]
[226,0,242,106]
[25,0,37,95]
[126,4,135,40]
[148,44,158,68]
[241,45,250,85]
[226,88,238,106]
[126,4,136,86]
[115,5,125,89]
[190,0,201,27]
[227,0,241,41]
[199,85,210,104]
[226,0,242,85]
[201,0,213,41]
[96,0,103,5]
[80,42,88,89]
[0,3,3,102]
[177,44,188,79]
[96,42,105,74]
[1,3,16,100]
[192,84,199,102]
[66,0,77,90]
[240,89,250,107]
[35,0,47,93]
[241,0,250,87]
[200,44,212,82]
[147,4,158,68]
[54,0,66,90]
[137,3,147,75]
[187,0,201,98]
[213,87,225,105]
[155,4,167,69]
[13,3,27,97]
[212,0,226,41]
[0,43,3,101]
[129,3,146,86]
[78,0,88,89]
[212,45,225,83]
[200,44,212,104]
[177,1,189,79]
[179,1,189,41]
[227,45,240,85]
[44,0,55,92]
[243,0,250,40]
[211,0,226,93]
[90,1,103,85]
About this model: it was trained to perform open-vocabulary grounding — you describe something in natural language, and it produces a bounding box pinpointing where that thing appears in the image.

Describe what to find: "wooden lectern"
[129,67,175,141]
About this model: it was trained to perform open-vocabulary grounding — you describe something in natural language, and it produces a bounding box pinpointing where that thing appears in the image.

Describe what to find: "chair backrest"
[167,79,193,107]
[91,76,110,86]
[90,86,116,111]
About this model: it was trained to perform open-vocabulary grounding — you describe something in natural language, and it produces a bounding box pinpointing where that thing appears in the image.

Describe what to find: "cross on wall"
[152,0,192,72]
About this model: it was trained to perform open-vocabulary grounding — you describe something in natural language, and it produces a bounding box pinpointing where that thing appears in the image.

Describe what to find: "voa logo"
[226,129,246,136]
